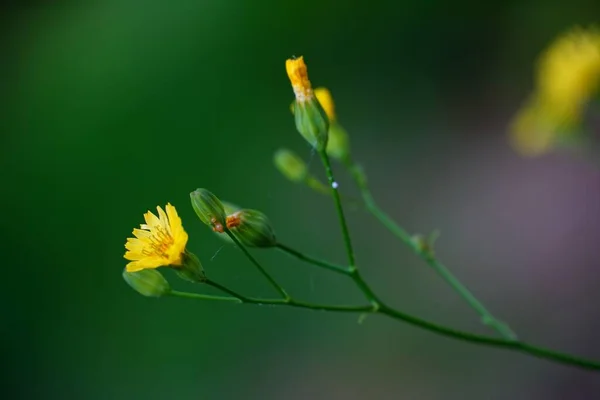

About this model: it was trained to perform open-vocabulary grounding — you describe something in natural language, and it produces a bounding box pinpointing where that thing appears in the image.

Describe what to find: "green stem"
[168,289,600,371]
[319,150,356,267]
[319,151,381,307]
[225,229,289,300]
[167,290,241,303]
[344,158,517,340]
[276,242,351,275]
[204,279,253,301]
[376,304,599,370]
[169,289,371,312]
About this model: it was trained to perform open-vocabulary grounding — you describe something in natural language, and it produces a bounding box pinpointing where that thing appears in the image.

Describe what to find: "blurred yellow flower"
[537,27,600,121]
[314,87,336,121]
[510,97,559,156]
[124,203,188,272]
[510,26,600,156]
[286,56,314,103]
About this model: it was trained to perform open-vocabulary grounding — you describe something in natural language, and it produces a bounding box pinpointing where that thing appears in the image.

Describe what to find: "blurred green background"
[2,1,600,399]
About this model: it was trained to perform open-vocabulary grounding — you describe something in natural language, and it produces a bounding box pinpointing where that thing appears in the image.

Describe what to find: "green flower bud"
[222,201,241,215]
[293,99,329,151]
[190,188,226,231]
[213,201,241,244]
[273,148,308,182]
[123,268,170,297]
[228,209,276,248]
[286,57,329,151]
[327,122,351,161]
[174,250,206,283]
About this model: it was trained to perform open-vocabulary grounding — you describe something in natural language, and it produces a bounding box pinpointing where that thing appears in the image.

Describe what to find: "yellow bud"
[273,148,307,182]
[286,56,329,150]
[286,56,313,103]
[314,87,336,121]
[314,87,350,160]
[123,268,170,297]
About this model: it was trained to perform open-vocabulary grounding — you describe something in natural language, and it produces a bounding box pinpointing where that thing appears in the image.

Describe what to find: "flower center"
[142,226,174,258]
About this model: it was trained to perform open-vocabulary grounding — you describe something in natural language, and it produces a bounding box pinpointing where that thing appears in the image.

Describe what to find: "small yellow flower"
[509,26,600,156]
[509,97,558,156]
[314,87,336,121]
[124,203,188,272]
[286,56,314,103]
[536,27,600,124]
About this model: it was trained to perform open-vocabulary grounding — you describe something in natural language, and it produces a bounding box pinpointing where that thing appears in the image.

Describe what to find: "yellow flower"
[314,87,336,121]
[509,26,600,156]
[509,97,560,156]
[124,203,188,272]
[286,56,314,103]
[536,27,600,124]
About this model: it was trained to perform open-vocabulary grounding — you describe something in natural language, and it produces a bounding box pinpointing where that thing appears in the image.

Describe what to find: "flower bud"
[273,148,307,182]
[213,201,241,244]
[327,122,351,161]
[227,209,276,248]
[286,57,329,151]
[123,268,170,297]
[174,250,206,283]
[190,188,226,232]
[314,87,336,121]
[313,87,351,161]
[222,201,240,215]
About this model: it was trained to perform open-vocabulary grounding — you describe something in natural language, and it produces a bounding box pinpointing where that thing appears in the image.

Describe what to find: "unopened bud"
[327,122,351,161]
[314,87,336,122]
[174,250,206,283]
[222,201,240,215]
[227,209,276,248]
[286,56,329,151]
[190,188,226,232]
[313,87,351,161]
[123,268,170,297]
[274,148,307,182]
[213,201,241,244]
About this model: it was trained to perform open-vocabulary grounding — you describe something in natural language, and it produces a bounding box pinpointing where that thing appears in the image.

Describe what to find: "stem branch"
[344,158,516,340]
[225,229,289,299]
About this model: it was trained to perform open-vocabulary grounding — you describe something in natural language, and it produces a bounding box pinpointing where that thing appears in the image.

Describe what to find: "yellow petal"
[133,256,165,269]
[144,210,160,228]
[314,87,336,121]
[132,228,152,239]
[156,205,171,233]
[166,203,184,238]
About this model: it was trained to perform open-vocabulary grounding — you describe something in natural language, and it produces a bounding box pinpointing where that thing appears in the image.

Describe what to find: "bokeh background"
[2,1,600,399]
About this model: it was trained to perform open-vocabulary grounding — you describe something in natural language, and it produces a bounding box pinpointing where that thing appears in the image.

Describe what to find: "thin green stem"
[349,267,381,308]
[169,289,371,312]
[225,229,289,300]
[344,158,517,340]
[204,279,253,301]
[320,151,382,307]
[167,290,241,303]
[276,242,351,275]
[319,150,356,267]
[376,304,599,370]
[168,289,600,371]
